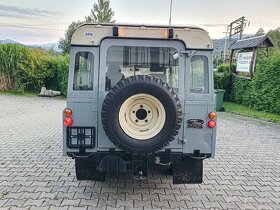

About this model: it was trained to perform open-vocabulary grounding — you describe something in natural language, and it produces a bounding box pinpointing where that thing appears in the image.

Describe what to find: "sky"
[0,0,279,44]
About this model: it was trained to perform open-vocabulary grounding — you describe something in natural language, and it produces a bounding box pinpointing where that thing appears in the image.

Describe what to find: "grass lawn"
[223,102,280,124]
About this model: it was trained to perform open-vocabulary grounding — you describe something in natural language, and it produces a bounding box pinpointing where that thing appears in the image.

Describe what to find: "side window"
[73,52,94,90]
[190,55,209,93]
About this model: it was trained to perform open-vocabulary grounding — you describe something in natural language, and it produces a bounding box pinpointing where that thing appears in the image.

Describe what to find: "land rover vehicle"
[63,23,217,184]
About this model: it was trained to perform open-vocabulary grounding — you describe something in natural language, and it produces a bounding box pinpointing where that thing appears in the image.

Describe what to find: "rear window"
[106,46,179,91]
[190,55,209,93]
[73,52,94,90]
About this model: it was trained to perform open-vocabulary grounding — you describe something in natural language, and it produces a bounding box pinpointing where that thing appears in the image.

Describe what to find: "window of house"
[73,52,94,90]
[190,55,209,93]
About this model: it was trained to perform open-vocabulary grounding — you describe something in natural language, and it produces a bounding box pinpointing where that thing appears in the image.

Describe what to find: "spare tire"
[101,75,182,153]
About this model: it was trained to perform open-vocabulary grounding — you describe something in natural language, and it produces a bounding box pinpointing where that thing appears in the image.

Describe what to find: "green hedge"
[46,55,70,96]
[242,50,280,114]
[0,44,69,95]
[231,77,252,105]
[217,63,236,73]
[214,50,280,115]
[214,72,231,100]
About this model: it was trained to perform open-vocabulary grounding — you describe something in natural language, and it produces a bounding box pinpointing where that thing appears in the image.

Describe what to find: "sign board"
[236,52,253,72]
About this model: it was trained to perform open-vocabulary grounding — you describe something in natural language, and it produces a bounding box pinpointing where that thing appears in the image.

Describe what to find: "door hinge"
[178,137,188,144]
[180,50,195,57]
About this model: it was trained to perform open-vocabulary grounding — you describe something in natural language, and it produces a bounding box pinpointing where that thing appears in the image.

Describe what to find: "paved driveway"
[0,95,280,210]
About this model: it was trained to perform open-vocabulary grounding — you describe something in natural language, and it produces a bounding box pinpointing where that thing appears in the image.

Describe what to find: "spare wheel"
[101,75,182,153]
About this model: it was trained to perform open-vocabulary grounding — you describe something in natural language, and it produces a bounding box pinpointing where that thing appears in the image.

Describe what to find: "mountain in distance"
[29,43,60,52]
[0,39,60,52]
[0,39,20,44]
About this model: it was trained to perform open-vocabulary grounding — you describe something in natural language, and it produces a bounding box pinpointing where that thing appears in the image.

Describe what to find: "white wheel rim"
[119,93,166,140]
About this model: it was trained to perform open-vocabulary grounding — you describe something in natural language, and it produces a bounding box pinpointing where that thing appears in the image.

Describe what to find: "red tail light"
[208,120,216,128]
[64,117,73,127]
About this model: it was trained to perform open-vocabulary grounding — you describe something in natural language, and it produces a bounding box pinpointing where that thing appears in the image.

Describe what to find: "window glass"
[73,52,94,90]
[190,55,209,93]
[106,46,179,91]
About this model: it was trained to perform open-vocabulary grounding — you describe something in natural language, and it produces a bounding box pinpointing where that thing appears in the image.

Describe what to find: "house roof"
[229,34,274,50]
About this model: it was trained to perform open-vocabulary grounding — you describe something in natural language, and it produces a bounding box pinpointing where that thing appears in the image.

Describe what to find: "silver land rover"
[63,23,217,184]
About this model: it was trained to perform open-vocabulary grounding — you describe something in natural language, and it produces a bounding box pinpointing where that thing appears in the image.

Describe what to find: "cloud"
[0,5,57,19]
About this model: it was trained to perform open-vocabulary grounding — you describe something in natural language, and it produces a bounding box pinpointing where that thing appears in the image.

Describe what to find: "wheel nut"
[140,105,143,108]
[145,120,148,123]
[135,120,139,123]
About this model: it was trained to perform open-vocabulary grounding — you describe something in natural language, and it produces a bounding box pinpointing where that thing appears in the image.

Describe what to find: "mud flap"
[172,158,203,184]
[99,156,127,175]
[74,155,106,181]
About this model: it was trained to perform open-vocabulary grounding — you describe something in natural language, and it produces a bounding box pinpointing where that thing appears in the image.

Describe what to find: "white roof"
[71,23,213,49]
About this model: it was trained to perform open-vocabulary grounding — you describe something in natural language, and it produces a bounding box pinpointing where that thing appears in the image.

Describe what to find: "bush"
[231,50,280,115]
[214,72,231,100]
[19,49,54,92]
[217,64,229,73]
[0,44,28,91]
[249,50,280,114]
[217,63,236,73]
[215,49,280,115]
[0,44,70,95]
[49,55,70,96]
[231,77,251,104]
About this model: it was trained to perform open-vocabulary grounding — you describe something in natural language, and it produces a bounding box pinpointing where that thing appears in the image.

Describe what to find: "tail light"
[209,111,216,119]
[64,108,73,127]
[64,108,72,117]
[64,117,73,127]
[208,120,216,128]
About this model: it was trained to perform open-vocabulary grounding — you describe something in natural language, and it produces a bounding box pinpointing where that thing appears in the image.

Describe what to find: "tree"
[59,0,115,53]
[85,0,115,23]
[58,21,84,54]
[255,27,265,36]
[267,27,280,48]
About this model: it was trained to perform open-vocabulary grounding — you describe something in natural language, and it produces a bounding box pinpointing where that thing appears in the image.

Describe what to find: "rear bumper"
[69,150,210,184]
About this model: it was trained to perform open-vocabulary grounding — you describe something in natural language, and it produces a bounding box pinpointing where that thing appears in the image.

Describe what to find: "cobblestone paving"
[0,95,280,210]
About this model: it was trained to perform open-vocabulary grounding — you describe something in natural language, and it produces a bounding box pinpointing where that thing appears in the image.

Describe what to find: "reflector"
[208,120,216,128]
[163,28,169,39]
[64,118,73,127]
[118,27,125,37]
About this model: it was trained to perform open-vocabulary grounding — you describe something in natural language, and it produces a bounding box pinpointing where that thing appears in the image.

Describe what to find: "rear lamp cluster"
[64,108,73,127]
[208,112,216,128]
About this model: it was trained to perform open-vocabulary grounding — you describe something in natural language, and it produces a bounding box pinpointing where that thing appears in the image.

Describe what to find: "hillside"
[0,39,60,51]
